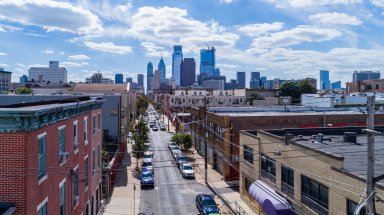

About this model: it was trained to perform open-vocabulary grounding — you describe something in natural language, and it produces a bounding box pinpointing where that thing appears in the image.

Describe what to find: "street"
[138,119,217,215]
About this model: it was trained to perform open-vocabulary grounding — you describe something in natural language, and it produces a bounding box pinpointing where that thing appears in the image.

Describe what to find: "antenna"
[205,43,209,49]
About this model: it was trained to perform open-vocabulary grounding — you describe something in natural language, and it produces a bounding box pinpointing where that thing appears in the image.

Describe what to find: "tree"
[299,80,317,94]
[16,87,32,94]
[171,133,183,146]
[278,82,301,100]
[131,118,149,168]
[182,133,193,150]
[136,95,149,117]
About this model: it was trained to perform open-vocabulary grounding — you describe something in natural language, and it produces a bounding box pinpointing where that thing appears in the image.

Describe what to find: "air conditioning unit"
[59,152,69,162]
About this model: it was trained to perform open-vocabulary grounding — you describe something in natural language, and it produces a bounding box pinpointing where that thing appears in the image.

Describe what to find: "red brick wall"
[0,108,102,215]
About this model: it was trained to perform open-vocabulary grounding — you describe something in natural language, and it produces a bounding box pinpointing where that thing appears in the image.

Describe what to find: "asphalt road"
[139,118,214,215]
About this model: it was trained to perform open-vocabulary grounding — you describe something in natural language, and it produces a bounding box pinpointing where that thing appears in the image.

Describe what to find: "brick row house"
[0,97,103,215]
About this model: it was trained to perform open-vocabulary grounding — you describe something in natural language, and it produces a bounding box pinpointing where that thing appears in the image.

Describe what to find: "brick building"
[190,107,384,182]
[346,79,384,94]
[0,97,103,215]
[239,127,384,215]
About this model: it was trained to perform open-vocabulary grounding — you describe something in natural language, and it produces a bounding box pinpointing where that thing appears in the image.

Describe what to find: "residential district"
[1,46,384,215]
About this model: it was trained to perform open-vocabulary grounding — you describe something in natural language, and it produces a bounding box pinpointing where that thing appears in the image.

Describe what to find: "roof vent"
[344,132,357,144]
[284,133,294,145]
[317,133,324,143]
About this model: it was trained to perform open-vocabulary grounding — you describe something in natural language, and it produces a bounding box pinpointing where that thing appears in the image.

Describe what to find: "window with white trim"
[84,117,88,144]
[74,167,79,206]
[74,121,78,151]
[37,198,48,215]
[84,156,89,189]
[97,113,101,130]
[92,115,96,134]
[38,135,46,179]
[92,149,95,177]
[59,127,65,154]
[60,181,65,215]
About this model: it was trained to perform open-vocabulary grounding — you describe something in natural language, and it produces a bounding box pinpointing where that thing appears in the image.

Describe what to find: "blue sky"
[0,0,384,87]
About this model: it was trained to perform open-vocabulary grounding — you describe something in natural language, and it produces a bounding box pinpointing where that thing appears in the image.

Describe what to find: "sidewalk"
[163,114,256,215]
[103,143,140,215]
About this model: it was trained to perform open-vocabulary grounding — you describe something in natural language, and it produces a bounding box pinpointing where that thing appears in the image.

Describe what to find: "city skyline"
[0,1,384,86]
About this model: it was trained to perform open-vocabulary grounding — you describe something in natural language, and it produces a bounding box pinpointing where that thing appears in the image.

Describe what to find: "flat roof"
[255,127,384,186]
[212,110,369,117]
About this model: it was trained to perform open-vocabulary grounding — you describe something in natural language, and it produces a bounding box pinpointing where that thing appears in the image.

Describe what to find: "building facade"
[137,74,144,89]
[172,45,183,86]
[85,72,113,84]
[114,74,123,84]
[29,61,67,83]
[200,47,215,78]
[346,79,384,94]
[147,62,154,94]
[320,70,330,90]
[237,71,246,89]
[353,71,380,82]
[158,57,166,81]
[240,127,384,215]
[153,70,160,90]
[181,58,196,87]
[0,97,103,215]
[331,81,341,90]
[0,68,11,93]
[19,75,28,83]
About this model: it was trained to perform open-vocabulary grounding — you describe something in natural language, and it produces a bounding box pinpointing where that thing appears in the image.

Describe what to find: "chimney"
[317,133,324,143]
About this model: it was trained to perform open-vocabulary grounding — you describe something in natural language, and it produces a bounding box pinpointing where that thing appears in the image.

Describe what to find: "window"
[347,199,366,215]
[301,175,328,214]
[37,200,47,215]
[60,181,65,215]
[84,157,89,189]
[73,121,78,151]
[97,113,101,130]
[92,115,96,134]
[59,127,65,153]
[243,146,253,164]
[98,145,101,167]
[281,165,294,197]
[111,109,117,116]
[261,155,276,183]
[74,167,79,206]
[376,84,380,90]
[38,135,46,179]
[92,149,95,177]
[84,117,88,144]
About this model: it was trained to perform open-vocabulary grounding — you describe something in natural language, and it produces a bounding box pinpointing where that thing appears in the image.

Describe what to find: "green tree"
[182,133,193,150]
[16,87,32,94]
[278,82,300,100]
[299,80,317,94]
[131,118,149,168]
[171,133,184,146]
[137,95,149,117]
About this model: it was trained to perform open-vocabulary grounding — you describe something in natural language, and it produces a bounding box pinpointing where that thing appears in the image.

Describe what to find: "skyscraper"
[250,72,260,81]
[200,47,215,78]
[115,73,123,83]
[236,71,246,88]
[28,61,67,83]
[158,56,166,80]
[215,68,221,77]
[147,62,154,93]
[331,81,341,90]
[181,58,196,87]
[353,71,380,82]
[172,45,183,86]
[137,74,144,88]
[126,77,133,84]
[320,70,330,90]
[154,70,160,90]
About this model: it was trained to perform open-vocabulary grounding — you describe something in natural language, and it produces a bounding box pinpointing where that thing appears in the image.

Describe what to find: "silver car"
[180,163,195,178]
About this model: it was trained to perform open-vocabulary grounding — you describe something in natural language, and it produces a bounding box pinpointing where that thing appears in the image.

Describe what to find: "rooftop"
[211,109,375,117]
[256,126,384,186]
[73,83,130,93]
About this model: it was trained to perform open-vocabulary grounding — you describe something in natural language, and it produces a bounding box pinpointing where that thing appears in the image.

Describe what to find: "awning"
[248,180,296,215]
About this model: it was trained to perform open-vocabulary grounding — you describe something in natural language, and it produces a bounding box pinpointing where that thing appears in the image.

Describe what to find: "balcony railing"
[261,169,276,183]
[281,181,294,198]
[301,194,328,215]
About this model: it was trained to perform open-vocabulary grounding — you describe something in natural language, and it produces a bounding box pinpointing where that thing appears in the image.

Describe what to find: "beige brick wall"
[239,130,384,215]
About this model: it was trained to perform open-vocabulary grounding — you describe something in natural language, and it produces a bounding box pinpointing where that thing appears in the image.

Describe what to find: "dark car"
[140,170,154,188]
[195,194,220,215]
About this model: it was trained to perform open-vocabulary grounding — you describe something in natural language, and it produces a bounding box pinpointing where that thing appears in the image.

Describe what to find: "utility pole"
[366,96,376,215]
[204,97,208,185]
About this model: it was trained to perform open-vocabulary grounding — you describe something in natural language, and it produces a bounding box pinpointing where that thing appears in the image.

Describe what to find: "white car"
[172,149,182,159]
[180,163,195,178]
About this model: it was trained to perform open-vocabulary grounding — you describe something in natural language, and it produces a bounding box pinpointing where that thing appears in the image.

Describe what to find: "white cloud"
[220,0,235,3]
[61,61,83,68]
[250,25,342,49]
[140,42,170,57]
[60,52,65,55]
[309,12,362,25]
[371,0,384,7]
[265,0,362,8]
[80,0,132,23]
[68,54,90,61]
[0,52,7,56]
[42,49,54,54]
[0,0,103,34]
[84,41,132,54]
[238,22,284,37]
[29,64,46,67]
[0,63,9,68]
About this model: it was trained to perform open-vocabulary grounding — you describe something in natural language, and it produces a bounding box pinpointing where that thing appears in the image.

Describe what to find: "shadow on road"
[113,151,131,187]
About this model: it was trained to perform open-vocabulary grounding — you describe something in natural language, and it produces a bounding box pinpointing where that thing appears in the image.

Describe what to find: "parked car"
[142,161,154,173]
[152,126,158,131]
[172,149,182,160]
[160,124,166,131]
[149,121,156,128]
[180,163,195,178]
[168,142,177,150]
[176,154,188,168]
[140,169,154,188]
[195,194,220,215]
